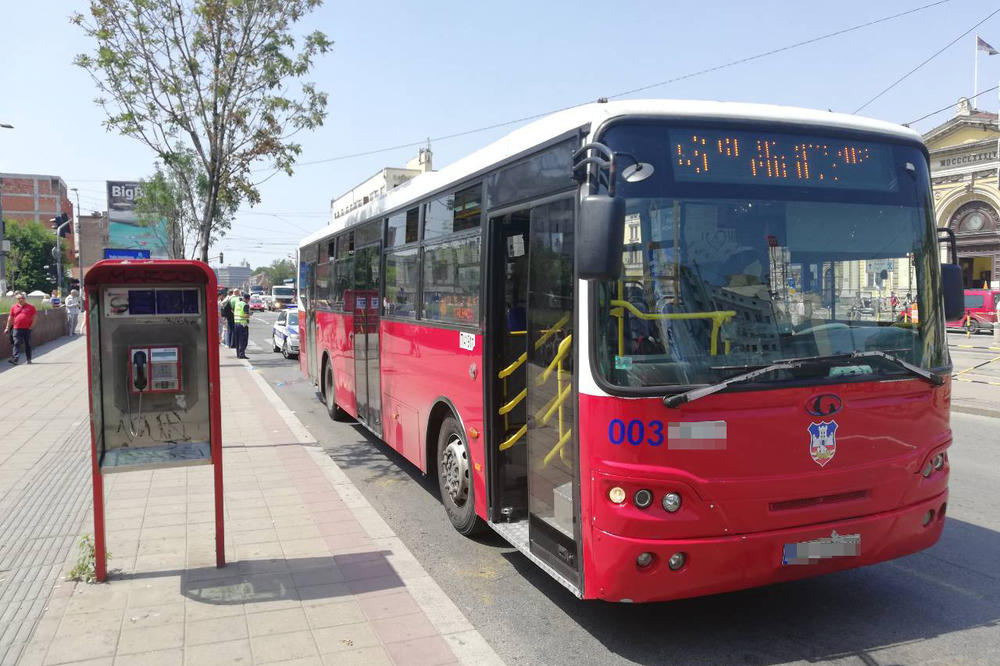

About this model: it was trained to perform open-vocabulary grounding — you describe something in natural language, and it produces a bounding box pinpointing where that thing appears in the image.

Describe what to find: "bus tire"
[967,319,980,335]
[324,361,351,422]
[437,416,484,536]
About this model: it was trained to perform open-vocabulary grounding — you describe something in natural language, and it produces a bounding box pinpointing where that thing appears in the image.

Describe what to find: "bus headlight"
[608,487,626,504]
[667,552,686,571]
[933,453,945,470]
[921,461,933,478]
[661,492,682,513]
[636,552,654,568]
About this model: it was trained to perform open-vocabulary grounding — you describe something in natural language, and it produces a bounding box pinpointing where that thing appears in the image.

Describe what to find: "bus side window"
[422,235,481,325]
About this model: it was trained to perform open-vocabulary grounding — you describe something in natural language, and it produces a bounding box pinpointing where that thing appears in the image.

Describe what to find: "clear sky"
[1,0,999,268]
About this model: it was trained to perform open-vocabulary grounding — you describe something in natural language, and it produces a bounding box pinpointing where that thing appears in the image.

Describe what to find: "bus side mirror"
[941,263,964,322]
[578,195,625,280]
[937,227,964,321]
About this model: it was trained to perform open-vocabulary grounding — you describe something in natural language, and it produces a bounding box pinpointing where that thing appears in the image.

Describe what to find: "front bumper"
[586,490,947,602]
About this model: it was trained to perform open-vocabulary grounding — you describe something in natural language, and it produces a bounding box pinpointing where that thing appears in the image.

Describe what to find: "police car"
[271,307,299,359]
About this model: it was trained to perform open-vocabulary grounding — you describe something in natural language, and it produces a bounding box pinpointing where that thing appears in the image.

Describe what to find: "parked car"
[249,294,265,311]
[272,308,299,358]
[946,289,1000,333]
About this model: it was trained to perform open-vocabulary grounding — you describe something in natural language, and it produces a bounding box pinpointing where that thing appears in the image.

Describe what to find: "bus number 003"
[608,419,663,446]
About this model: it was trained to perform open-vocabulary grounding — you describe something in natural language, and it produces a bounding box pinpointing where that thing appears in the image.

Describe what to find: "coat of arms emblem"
[808,420,838,467]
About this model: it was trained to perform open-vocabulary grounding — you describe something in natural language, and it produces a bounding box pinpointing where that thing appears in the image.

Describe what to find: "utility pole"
[70,187,82,282]
[50,214,71,297]
[0,123,13,294]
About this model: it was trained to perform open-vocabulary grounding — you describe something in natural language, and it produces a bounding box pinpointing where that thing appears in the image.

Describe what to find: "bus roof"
[302,99,922,248]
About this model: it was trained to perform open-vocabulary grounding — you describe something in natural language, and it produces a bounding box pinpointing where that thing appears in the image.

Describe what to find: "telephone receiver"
[132,350,148,391]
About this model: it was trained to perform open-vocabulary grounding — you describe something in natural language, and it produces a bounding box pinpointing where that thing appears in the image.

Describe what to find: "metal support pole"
[0,178,6,295]
[55,235,62,297]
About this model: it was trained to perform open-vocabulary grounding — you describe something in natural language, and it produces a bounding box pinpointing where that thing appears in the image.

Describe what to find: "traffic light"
[68,278,81,291]
[219,252,224,264]
[50,213,71,237]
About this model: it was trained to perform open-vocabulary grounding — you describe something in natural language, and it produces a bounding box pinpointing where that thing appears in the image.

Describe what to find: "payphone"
[84,260,224,581]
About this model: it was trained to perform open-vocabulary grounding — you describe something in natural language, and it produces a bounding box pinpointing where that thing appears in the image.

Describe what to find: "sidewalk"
[2,337,501,666]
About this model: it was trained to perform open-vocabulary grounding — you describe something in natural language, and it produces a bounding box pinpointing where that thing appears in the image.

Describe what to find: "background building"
[76,211,110,281]
[0,172,76,253]
[330,148,433,229]
[215,265,253,291]
[923,98,1000,288]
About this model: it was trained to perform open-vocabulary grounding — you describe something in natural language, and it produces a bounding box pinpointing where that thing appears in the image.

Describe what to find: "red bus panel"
[577,378,951,602]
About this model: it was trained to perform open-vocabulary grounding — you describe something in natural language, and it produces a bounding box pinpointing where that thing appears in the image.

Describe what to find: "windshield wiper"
[663,351,943,409]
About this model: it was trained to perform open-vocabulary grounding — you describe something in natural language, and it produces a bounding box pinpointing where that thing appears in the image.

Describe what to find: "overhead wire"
[251,0,952,174]
[854,7,1000,114]
[906,85,1000,125]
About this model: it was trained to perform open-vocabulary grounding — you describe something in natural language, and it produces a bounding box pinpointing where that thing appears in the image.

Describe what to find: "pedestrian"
[4,291,38,365]
[232,291,250,359]
[65,289,82,336]
[49,291,61,307]
[223,288,237,348]
[217,293,225,343]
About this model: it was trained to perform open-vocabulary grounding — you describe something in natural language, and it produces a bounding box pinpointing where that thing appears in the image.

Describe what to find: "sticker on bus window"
[508,234,525,258]
[459,331,476,351]
[614,355,633,370]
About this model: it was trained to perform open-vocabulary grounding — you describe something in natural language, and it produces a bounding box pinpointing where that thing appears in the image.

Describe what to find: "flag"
[978,36,998,55]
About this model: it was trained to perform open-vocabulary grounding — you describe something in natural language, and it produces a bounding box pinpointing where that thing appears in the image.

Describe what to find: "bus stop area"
[0,336,499,666]
[948,333,1000,418]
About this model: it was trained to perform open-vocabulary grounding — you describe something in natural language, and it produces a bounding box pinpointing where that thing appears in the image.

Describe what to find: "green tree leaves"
[74,0,332,261]
[3,220,68,294]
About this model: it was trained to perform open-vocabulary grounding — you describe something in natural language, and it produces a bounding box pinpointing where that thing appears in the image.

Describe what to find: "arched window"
[949,201,999,233]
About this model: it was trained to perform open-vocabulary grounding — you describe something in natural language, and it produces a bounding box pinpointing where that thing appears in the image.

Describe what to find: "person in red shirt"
[4,292,38,365]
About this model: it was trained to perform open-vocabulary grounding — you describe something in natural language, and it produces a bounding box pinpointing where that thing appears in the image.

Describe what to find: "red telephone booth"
[83,260,225,581]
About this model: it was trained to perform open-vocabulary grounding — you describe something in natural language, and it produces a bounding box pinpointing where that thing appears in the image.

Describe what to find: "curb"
[239,357,504,666]
[951,404,1000,419]
[951,344,1000,351]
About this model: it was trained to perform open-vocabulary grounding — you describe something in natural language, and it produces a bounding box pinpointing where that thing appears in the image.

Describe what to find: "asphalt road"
[243,313,1000,666]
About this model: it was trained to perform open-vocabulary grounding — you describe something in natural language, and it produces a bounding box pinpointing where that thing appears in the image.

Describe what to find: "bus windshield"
[273,286,294,297]
[593,122,948,391]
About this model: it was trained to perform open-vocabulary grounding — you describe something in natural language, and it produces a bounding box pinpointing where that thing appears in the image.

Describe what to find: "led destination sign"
[668,128,899,192]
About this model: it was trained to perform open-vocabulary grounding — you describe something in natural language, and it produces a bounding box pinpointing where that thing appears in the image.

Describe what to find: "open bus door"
[487,197,581,591]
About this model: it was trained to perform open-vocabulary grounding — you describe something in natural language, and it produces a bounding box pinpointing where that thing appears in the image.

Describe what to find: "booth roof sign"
[105,248,152,259]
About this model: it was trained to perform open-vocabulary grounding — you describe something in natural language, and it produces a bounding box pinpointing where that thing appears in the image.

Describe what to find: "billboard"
[107,181,170,258]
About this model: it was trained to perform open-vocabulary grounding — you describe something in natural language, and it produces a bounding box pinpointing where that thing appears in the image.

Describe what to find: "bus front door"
[353,243,382,435]
[490,197,579,587]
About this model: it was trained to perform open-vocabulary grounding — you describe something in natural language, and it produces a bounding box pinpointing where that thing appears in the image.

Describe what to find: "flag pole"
[975,35,980,102]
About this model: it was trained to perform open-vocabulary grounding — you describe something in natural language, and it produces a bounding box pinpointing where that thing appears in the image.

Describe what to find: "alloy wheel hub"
[442,435,469,505]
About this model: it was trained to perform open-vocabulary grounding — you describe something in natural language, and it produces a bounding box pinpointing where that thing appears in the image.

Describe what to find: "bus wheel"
[437,416,484,536]
[967,320,980,335]
[324,362,351,422]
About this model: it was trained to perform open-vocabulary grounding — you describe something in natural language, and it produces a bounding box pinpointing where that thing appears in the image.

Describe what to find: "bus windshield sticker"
[667,421,727,450]
[459,331,476,351]
[508,234,525,258]
[614,355,633,370]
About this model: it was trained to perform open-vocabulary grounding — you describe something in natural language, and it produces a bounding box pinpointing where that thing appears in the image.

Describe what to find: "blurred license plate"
[782,530,860,565]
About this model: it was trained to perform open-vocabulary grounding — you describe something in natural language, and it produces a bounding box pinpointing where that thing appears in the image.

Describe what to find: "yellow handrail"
[498,388,527,415]
[542,334,574,467]
[498,352,527,379]
[497,317,573,455]
[534,313,570,350]
[537,334,573,385]
[499,424,526,451]
[543,428,573,466]
[610,299,736,356]
[537,382,571,425]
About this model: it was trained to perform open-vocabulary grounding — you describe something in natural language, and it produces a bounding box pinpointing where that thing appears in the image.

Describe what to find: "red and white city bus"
[297,100,964,603]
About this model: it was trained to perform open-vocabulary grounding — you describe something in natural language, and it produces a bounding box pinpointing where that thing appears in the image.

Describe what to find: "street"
[243,312,1000,666]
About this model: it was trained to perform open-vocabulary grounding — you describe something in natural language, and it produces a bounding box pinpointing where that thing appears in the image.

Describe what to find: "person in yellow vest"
[232,292,252,359]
